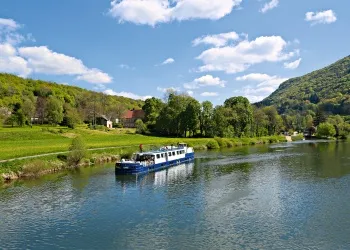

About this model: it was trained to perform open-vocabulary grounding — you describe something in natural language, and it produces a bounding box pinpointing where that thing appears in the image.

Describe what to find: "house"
[96,115,113,129]
[120,109,145,128]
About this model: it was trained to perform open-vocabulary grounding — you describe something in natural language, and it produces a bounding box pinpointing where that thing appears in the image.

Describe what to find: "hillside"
[260,55,350,115]
[0,73,144,125]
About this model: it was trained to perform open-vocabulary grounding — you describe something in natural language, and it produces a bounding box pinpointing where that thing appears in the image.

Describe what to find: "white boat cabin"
[121,143,193,167]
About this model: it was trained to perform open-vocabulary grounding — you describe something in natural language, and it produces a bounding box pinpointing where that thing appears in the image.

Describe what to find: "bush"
[317,123,336,138]
[214,137,233,148]
[67,137,87,166]
[22,160,47,177]
[206,140,220,149]
[291,134,304,141]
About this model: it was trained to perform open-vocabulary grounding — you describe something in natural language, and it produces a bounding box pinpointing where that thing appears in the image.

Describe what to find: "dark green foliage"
[260,55,350,115]
[135,119,147,134]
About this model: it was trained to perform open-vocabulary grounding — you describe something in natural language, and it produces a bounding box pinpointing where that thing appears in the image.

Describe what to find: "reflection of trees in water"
[283,141,350,179]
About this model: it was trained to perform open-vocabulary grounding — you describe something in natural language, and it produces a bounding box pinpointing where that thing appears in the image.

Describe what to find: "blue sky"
[0,0,349,104]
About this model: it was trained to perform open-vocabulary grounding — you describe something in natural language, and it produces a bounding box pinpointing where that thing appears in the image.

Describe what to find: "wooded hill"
[259,55,350,115]
[0,73,144,126]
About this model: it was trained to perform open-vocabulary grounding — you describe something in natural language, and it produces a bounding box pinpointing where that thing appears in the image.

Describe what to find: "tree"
[67,137,87,166]
[314,107,327,127]
[179,100,201,137]
[252,107,268,137]
[135,119,147,134]
[36,96,47,124]
[46,96,64,125]
[22,97,36,125]
[263,106,283,135]
[213,106,231,137]
[142,97,164,131]
[0,106,11,126]
[63,104,82,129]
[200,101,214,137]
[316,122,336,138]
[224,96,253,137]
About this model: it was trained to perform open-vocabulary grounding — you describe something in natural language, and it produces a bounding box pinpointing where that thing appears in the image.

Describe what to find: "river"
[1,140,350,249]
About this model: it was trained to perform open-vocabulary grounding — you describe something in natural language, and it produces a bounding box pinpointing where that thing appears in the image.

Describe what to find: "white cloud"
[200,92,219,97]
[76,69,113,84]
[0,18,111,84]
[157,86,180,93]
[0,43,32,77]
[192,31,240,47]
[161,58,175,65]
[108,0,242,26]
[186,90,194,96]
[235,73,289,102]
[305,10,337,25]
[260,0,279,13]
[18,46,112,83]
[236,73,272,82]
[284,58,302,69]
[19,46,87,75]
[184,75,226,89]
[197,35,297,74]
[0,18,20,30]
[119,64,130,69]
[104,89,152,100]
[0,18,29,46]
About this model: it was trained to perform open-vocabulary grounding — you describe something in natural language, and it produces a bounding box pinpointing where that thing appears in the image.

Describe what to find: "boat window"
[172,151,175,156]
[156,154,160,159]
[168,152,171,156]
[161,153,164,158]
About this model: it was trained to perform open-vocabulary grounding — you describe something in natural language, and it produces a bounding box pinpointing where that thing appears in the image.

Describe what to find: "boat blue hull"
[115,153,195,175]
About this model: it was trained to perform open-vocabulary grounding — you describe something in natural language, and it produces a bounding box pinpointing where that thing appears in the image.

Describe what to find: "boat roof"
[137,147,186,155]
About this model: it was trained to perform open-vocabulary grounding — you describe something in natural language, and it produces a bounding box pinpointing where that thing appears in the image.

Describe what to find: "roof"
[122,109,145,119]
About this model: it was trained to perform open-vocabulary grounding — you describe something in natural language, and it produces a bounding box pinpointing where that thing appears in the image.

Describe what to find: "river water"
[1,140,350,249]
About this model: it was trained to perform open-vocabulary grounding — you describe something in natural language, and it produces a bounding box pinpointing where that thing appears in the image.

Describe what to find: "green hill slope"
[260,55,350,115]
[0,73,144,125]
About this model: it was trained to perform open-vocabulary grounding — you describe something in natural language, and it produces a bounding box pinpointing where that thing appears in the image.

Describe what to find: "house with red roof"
[120,109,145,128]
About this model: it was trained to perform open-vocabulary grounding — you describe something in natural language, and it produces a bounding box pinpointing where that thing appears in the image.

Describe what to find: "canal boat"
[115,143,194,175]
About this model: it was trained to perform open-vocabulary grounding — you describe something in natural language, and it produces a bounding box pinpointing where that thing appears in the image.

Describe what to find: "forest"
[1,53,350,140]
[259,55,350,116]
[0,73,143,128]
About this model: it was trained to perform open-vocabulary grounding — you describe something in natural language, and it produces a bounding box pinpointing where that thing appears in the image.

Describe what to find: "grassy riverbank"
[0,125,287,182]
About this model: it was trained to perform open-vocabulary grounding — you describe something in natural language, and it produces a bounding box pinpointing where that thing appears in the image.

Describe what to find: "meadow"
[0,125,288,161]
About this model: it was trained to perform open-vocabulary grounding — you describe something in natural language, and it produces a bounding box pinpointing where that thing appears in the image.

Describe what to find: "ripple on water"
[1,142,350,249]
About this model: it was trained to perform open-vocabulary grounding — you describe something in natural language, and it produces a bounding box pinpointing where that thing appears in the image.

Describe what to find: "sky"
[0,0,349,104]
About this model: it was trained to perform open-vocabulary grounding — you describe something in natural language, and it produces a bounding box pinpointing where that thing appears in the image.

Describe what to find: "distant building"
[121,109,145,128]
[96,115,113,129]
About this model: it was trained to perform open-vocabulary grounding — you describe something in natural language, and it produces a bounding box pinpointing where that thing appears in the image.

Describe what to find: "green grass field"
[0,125,287,161]
[0,125,212,160]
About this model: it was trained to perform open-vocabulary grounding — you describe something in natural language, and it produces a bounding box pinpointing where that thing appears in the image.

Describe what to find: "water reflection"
[115,162,194,189]
[1,141,350,249]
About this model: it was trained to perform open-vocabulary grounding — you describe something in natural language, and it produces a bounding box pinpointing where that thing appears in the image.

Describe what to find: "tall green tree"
[263,106,283,135]
[224,96,253,137]
[46,96,64,125]
[200,101,214,137]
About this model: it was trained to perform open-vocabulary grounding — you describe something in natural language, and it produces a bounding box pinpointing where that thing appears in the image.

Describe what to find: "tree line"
[140,92,350,139]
